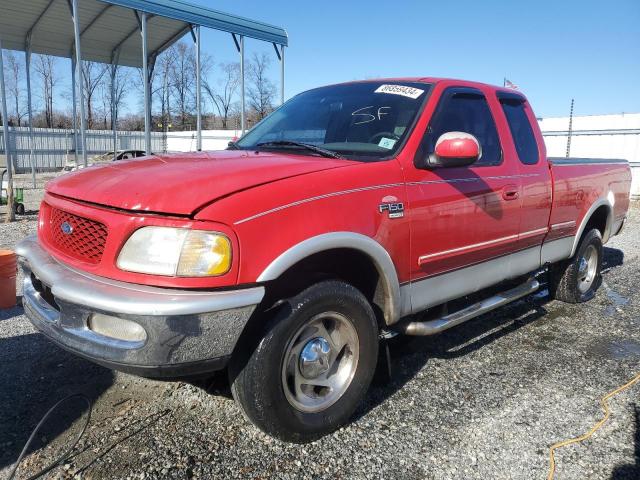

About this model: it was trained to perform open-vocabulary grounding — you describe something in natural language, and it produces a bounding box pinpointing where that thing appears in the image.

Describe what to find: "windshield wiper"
[256,141,342,159]
[227,141,240,150]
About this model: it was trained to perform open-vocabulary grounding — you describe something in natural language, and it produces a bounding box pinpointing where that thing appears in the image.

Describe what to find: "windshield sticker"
[378,137,397,149]
[374,84,424,99]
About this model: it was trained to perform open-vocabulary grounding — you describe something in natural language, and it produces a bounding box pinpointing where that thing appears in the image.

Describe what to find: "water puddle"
[591,339,640,360]
[608,340,640,359]
[603,283,630,316]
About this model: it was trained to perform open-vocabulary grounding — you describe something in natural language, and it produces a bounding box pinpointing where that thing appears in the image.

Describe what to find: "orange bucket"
[0,250,17,309]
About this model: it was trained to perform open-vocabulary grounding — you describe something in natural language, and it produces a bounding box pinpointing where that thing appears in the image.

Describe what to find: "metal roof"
[0,0,288,67]
[106,1,288,45]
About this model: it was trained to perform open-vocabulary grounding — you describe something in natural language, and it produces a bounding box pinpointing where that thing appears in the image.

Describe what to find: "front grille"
[48,207,108,264]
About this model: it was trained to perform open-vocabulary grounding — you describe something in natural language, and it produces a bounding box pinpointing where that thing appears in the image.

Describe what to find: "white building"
[116,114,640,200]
[539,113,640,199]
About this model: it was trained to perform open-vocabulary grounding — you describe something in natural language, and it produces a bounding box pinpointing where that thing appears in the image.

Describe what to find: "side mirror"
[428,132,480,168]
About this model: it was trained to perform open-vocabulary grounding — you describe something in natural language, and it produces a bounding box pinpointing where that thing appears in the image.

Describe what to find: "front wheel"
[229,280,379,443]
[549,228,603,303]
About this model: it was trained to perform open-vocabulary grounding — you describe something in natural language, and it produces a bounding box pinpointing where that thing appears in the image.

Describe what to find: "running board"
[395,278,540,336]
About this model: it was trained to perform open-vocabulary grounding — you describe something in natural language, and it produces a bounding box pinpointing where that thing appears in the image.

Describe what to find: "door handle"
[502,185,519,201]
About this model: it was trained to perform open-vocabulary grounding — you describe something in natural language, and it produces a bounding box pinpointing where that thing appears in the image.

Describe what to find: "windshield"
[236,81,431,160]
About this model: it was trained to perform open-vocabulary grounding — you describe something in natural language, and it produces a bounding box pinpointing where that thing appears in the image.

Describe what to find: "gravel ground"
[0,189,639,480]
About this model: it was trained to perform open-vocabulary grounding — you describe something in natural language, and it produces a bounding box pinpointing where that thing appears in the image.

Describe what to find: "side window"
[499,99,539,165]
[426,89,502,166]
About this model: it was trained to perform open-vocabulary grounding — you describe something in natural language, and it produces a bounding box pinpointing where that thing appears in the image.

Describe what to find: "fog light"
[88,313,147,342]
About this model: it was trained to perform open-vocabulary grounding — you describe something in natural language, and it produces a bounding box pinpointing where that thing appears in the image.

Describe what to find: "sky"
[6,0,639,119]
[192,0,640,118]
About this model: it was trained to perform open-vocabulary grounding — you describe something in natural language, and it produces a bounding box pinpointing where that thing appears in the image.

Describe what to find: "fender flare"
[570,197,613,257]
[257,232,402,325]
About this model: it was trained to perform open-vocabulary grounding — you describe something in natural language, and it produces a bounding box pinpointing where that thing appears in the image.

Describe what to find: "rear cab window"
[498,93,540,165]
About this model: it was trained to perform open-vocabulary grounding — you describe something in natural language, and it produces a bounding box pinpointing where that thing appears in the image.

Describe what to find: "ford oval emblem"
[61,221,73,235]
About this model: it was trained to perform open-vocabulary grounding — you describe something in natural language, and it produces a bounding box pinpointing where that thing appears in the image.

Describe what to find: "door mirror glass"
[430,132,480,168]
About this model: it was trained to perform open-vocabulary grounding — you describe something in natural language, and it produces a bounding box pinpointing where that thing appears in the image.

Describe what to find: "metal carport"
[0,0,288,220]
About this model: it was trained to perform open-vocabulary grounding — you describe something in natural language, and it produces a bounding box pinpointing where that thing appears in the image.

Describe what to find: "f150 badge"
[379,202,404,219]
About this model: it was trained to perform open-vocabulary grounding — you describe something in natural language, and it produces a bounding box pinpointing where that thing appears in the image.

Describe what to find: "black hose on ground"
[8,393,92,480]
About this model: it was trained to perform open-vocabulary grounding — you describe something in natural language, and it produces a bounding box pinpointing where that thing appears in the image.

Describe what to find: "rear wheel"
[229,280,378,443]
[549,228,603,303]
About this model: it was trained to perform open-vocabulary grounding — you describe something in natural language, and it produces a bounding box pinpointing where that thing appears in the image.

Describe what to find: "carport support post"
[240,35,245,135]
[280,45,285,105]
[70,56,78,164]
[71,0,88,167]
[110,52,118,162]
[195,25,202,151]
[273,43,284,106]
[25,38,36,188]
[0,41,15,222]
[141,12,151,155]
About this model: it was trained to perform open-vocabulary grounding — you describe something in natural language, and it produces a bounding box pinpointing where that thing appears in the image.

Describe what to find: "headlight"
[117,227,231,277]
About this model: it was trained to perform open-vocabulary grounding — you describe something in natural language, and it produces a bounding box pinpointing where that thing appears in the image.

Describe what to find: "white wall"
[165,115,640,199]
[166,130,239,152]
[538,113,640,199]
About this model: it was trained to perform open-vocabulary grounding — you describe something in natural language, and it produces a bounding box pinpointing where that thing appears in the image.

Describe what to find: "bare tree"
[194,50,213,128]
[166,42,213,129]
[100,85,110,129]
[109,66,131,130]
[93,66,133,131]
[247,52,276,120]
[204,62,239,130]
[53,110,74,129]
[33,54,57,128]
[134,52,173,132]
[81,61,108,129]
[134,58,156,129]
[170,42,195,128]
[154,47,177,131]
[5,52,26,126]
[119,113,144,131]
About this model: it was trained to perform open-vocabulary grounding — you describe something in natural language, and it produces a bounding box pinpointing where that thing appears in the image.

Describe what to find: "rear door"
[403,86,524,311]
[497,92,552,252]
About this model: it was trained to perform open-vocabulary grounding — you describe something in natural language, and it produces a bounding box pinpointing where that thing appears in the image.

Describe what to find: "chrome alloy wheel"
[281,312,359,413]
[577,244,598,293]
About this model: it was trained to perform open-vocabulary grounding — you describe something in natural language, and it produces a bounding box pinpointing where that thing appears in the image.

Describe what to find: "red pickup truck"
[18,78,631,442]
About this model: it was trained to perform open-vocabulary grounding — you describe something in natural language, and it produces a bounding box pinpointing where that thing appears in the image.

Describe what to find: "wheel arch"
[570,198,613,257]
[257,232,402,325]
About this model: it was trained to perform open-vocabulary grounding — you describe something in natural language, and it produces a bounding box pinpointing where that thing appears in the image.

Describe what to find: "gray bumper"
[17,236,265,378]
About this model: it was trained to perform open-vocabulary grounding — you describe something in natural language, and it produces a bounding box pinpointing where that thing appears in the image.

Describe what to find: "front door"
[403,86,524,313]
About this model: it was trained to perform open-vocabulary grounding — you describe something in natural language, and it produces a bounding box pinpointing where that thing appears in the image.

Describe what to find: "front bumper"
[17,236,265,378]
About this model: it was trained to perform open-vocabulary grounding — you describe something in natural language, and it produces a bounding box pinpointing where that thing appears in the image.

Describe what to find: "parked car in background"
[18,78,631,442]
[62,150,147,171]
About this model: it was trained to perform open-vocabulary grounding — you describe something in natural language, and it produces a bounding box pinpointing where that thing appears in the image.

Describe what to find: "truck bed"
[546,157,631,258]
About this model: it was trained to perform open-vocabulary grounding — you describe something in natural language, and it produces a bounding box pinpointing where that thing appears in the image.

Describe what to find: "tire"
[229,280,379,443]
[549,228,603,303]
[14,203,25,215]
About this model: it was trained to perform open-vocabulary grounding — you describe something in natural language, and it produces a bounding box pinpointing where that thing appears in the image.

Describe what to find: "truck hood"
[47,151,353,216]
